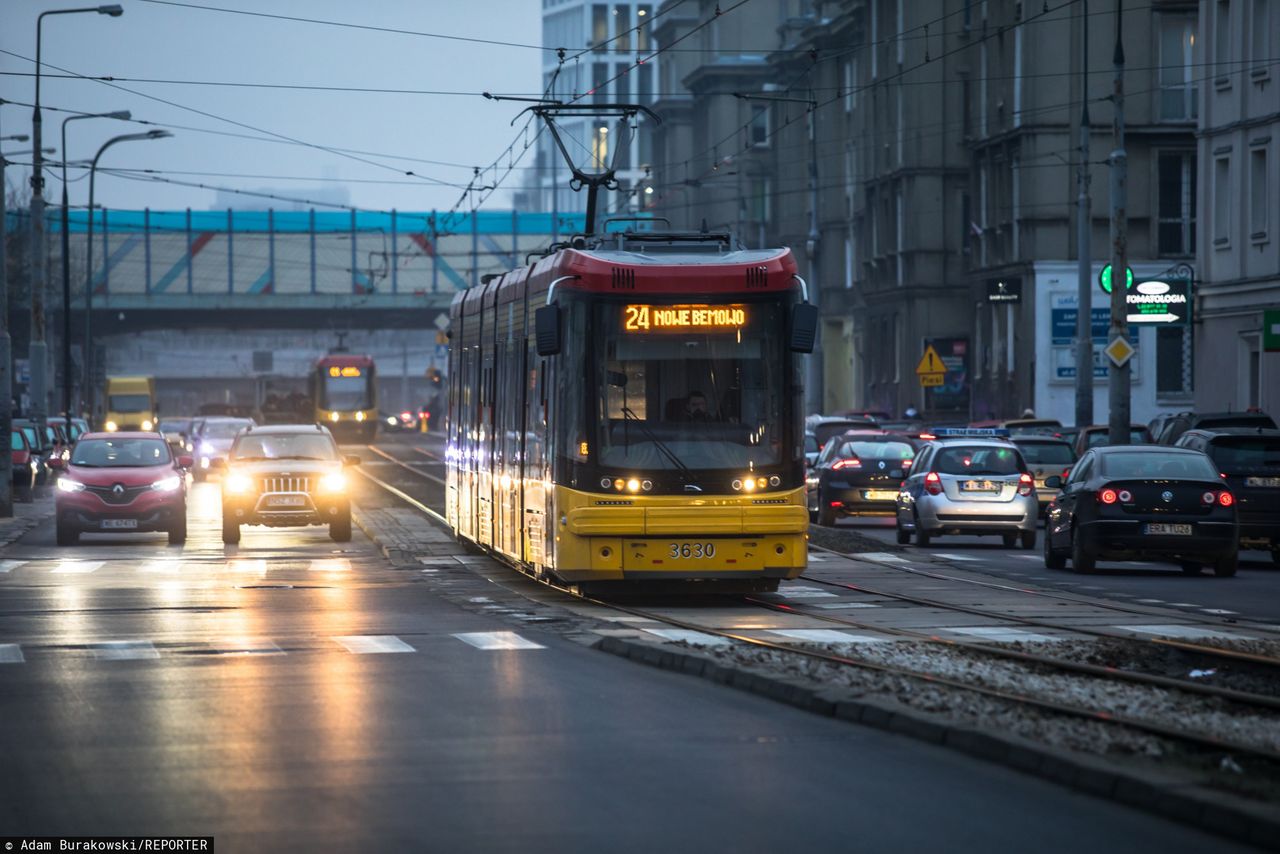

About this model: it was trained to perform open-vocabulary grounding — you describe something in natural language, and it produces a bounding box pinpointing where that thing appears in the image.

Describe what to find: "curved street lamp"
[83,129,172,422]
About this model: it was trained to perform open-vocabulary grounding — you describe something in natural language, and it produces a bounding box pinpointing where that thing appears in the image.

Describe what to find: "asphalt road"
[827,513,1280,626]
[0,435,1253,852]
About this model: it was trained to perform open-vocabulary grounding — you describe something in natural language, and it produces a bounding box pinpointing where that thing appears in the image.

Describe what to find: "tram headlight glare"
[354,411,366,422]
[626,478,640,493]
[757,477,767,490]
[105,420,118,432]
[141,419,154,431]
[742,478,756,492]
[613,479,624,491]
[329,412,340,422]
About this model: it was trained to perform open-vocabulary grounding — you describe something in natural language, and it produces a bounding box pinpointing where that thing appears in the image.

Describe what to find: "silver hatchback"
[895,436,1039,548]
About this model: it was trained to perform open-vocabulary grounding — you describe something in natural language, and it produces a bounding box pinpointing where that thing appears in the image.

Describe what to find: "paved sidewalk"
[0,494,55,548]
[352,505,465,566]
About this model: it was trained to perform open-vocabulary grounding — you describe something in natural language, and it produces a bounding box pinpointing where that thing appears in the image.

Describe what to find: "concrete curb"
[594,634,1280,851]
[0,498,55,549]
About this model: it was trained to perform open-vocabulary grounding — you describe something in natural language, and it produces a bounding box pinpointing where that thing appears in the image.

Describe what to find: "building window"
[592,125,609,169]
[614,63,628,100]
[844,232,854,289]
[749,177,771,223]
[637,5,652,52]
[843,60,854,112]
[1158,13,1198,120]
[592,4,608,51]
[1157,326,1193,396]
[749,106,769,147]
[1157,151,1196,256]
[592,62,609,103]
[1251,146,1269,239]
[636,61,653,105]
[1252,0,1269,72]
[614,5,631,52]
[1215,1,1231,81]
[1213,155,1231,246]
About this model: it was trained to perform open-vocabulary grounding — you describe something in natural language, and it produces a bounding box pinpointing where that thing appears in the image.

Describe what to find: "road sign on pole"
[1104,336,1135,368]
[916,345,946,387]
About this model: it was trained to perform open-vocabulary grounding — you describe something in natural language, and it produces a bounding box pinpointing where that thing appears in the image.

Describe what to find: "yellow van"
[103,376,158,432]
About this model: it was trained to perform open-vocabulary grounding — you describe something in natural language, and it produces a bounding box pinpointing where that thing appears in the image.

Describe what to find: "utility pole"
[0,104,24,517]
[1074,0,1093,429]
[29,89,49,438]
[1106,0,1130,445]
[805,97,822,416]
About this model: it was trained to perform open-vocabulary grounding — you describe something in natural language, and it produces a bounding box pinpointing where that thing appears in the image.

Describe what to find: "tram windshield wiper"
[620,406,694,480]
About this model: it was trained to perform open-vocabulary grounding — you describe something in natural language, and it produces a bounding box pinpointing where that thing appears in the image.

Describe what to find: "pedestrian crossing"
[0,632,549,665]
[0,557,368,579]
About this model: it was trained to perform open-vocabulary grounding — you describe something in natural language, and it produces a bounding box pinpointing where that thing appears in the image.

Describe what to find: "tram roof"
[574,246,791,266]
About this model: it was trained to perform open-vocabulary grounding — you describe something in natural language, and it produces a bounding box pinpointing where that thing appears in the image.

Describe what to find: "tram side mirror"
[789,303,819,353]
[606,370,628,389]
[535,305,562,356]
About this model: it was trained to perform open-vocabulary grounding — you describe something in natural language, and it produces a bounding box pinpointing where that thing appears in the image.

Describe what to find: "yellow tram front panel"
[553,485,808,581]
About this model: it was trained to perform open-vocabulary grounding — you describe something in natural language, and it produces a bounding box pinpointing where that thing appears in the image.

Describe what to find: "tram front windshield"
[321,370,371,411]
[594,301,786,471]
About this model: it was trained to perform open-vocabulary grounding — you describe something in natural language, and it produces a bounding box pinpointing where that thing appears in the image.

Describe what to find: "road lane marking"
[858,552,908,563]
[227,559,267,575]
[776,586,838,599]
[0,560,26,573]
[51,560,103,574]
[333,635,415,654]
[1168,603,1200,608]
[640,628,731,647]
[213,638,284,656]
[309,558,351,573]
[1136,599,1165,604]
[770,629,890,644]
[452,631,546,650]
[92,640,161,661]
[0,644,23,663]
[933,553,980,561]
[1116,625,1255,641]
[138,559,182,573]
[811,602,879,610]
[947,626,1061,643]
[1202,609,1238,615]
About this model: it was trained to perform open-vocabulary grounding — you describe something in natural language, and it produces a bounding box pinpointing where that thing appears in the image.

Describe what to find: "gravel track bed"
[690,641,1280,803]
[806,524,903,553]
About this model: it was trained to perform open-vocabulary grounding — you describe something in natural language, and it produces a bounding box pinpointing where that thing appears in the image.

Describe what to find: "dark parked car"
[807,431,916,525]
[1043,446,1239,576]
[1175,428,1280,563]
[1151,411,1276,445]
[11,430,37,502]
[13,419,53,486]
[1010,435,1077,514]
[1073,424,1150,456]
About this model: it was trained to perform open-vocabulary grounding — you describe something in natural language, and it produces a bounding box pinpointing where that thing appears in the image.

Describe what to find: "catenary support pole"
[1107,0,1130,445]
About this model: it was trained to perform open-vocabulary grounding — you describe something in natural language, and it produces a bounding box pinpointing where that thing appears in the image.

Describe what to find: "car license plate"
[1145,523,1192,535]
[960,480,998,493]
[864,489,899,501]
[101,519,137,530]
[667,542,716,559]
[268,495,307,507]
[1245,476,1280,488]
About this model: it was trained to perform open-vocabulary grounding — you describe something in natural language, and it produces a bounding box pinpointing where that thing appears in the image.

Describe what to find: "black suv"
[1176,427,1280,563]
[217,424,361,544]
[1151,411,1276,446]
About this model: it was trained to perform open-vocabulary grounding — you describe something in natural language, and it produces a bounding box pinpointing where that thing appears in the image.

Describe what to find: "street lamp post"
[0,99,32,517]
[29,5,123,436]
[83,130,172,423]
[60,110,131,423]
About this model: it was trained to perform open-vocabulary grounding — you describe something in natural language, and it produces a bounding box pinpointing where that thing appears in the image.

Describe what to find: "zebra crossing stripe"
[333,635,415,654]
[452,631,546,650]
[0,644,23,663]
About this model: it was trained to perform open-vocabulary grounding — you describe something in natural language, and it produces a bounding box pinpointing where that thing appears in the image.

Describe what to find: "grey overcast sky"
[1,0,544,213]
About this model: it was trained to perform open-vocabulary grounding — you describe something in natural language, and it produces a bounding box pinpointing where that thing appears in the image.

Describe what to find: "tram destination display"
[623,304,748,333]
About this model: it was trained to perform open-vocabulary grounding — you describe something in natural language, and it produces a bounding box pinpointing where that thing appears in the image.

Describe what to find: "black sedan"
[807,432,916,526]
[1043,446,1239,576]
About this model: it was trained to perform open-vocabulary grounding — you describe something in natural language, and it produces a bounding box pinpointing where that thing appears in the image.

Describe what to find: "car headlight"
[105,420,118,432]
[225,473,254,494]
[354,411,366,422]
[142,420,154,431]
[60,449,70,461]
[319,472,347,492]
[57,478,85,493]
[329,412,340,422]
[151,475,181,493]
[200,457,210,469]
[386,416,398,426]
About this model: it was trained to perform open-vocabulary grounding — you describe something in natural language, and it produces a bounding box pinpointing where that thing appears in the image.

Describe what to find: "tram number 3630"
[670,542,716,559]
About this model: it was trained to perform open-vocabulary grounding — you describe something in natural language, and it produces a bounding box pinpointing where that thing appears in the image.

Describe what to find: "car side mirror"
[208,458,227,470]
[47,457,65,470]
[178,454,194,468]
[1044,475,1063,489]
[535,305,561,356]
[789,303,819,353]
[343,455,362,467]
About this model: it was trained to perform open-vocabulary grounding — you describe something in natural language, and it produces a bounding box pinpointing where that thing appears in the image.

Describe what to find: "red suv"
[52,433,192,546]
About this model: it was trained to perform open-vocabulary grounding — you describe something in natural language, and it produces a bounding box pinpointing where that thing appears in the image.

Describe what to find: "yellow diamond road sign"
[1104,336,1135,368]
[915,345,946,376]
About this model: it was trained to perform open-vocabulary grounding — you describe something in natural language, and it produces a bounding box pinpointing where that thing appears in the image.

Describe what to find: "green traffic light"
[1099,264,1134,294]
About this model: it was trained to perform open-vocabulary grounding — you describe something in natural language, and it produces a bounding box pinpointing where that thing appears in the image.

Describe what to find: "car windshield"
[804,434,819,454]
[232,433,337,461]
[1085,428,1147,448]
[1208,437,1280,472]
[833,440,915,463]
[109,394,151,412]
[20,427,38,448]
[934,445,1025,475]
[1016,442,1076,465]
[321,370,372,411]
[159,420,190,434]
[72,438,170,468]
[202,420,252,439]
[1100,451,1218,480]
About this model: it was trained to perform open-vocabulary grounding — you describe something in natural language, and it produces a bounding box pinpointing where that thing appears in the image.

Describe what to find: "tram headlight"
[104,420,118,432]
[626,478,640,493]
[757,477,768,490]
[613,479,625,491]
[141,419,154,431]
[354,411,366,422]
[329,412,340,422]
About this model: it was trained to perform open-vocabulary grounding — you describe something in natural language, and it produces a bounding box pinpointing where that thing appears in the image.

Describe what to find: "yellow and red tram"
[445,231,817,591]
[311,354,378,442]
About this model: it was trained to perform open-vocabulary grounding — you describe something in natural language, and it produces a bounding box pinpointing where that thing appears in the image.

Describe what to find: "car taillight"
[1218,491,1235,507]
[924,471,942,495]
[1062,468,1072,481]
[1099,488,1118,505]
[832,458,862,470]
[901,459,913,468]
[1117,489,1133,503]
[1017,473,1034,496]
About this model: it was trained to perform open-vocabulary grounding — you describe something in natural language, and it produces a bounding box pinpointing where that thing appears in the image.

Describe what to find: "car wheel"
[1020,530,1036,550]
[817,505,836,527]
[1179,561,1202,576]
[896,525,911,545]
[330,514,353,542]
[221,516,240,545]
[1213,552,1239,578]
[168,510,187,546]
[1043,528,1066,570]
[1070,526,1096,574]
[55,521,78,547]
[1002,533,1017,548]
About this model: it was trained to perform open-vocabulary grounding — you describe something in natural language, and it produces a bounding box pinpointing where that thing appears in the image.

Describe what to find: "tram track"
[359,437,1280,766]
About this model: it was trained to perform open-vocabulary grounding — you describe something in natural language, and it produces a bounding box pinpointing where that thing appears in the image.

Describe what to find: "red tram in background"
[310,354,378,442]
[445,230,817,591]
